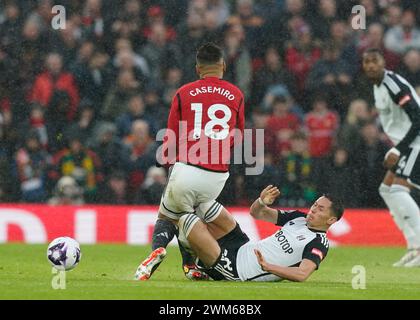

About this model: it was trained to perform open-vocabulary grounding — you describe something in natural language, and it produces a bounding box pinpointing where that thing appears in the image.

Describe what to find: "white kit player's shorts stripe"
[204,202,222,222]
[179,214,200,238]
[214,265,238,281]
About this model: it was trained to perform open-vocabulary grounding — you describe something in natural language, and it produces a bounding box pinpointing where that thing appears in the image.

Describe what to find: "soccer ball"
[47,237,81,271]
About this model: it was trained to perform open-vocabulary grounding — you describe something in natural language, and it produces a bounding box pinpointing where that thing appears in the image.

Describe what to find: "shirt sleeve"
[276,210,306,226]
[302,235,329,269]
[383,73,420,154]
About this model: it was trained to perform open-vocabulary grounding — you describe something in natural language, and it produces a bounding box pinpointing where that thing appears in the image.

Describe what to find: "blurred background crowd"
[0,0,419,207]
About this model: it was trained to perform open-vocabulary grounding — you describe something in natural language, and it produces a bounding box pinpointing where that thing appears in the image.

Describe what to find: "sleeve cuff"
[385,147,401,159]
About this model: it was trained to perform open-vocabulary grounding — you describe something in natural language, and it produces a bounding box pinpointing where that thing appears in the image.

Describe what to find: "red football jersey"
[162,76,245,172]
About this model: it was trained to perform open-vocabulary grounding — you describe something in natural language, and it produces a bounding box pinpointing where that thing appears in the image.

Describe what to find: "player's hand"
[383,149,400,170]
[260,185,281,206]
[254,249,269,272]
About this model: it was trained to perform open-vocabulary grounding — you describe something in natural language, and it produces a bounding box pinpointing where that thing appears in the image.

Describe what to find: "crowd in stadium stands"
[0,0,419,207]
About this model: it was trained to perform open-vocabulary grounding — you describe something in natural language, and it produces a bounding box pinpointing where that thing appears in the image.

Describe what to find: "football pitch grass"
[0,244,419,300]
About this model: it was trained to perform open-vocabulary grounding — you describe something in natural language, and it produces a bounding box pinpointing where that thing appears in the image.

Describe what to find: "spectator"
[64,100,97,146]
[176,9,208,83]
[97,170,129,204]
[284,22,322,95]
[142,5,177,43]
[81,0,105,41]
[279,131,317,207]
[358,23,400,71]
[383,4,402,29]
[135,166,167,205]
[252,46,297,106]
[101,69,140,121]
[115,94,155,138]
[71,42,113,109]
[266,0,306,50]
[28,52,80,121]
[355,121,389,208]
[19,17,48,99]
[48,175,84,205]
[113,38,149,80]
[265,96,300,160]
[305,42,353,115]
[49,133,103,203]
[140,22,182,84]
[45,90,72,152]
[304,96,339,159]
[338,99,373,157]
[398,48,420,89]
[317,148,361,208]
[329,21,358,76]
[17,103,48,150]
[123,120,157,199]
[230,0,265,58]
[49,18,81,65]
[384,9,420,55]
[89,122,130,178]
[13,130,50,202]
[223,23,252,99]
[161,67,183,107]
[207,0,230,28]
[310,0,337,41]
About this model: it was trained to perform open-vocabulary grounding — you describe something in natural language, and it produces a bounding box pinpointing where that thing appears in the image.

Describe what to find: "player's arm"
[254,250,316,282]
[250,185,306,224]
[250,185,280,223]
[383,74,420,167]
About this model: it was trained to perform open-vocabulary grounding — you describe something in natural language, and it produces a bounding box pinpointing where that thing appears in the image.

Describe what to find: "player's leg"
[379,171,420,267]
[135,163,196,280]
[196,201,237,239]
[178,214,222,267]
[390,177,420,267]
[170,163,230,277]
[179,213,248,281]
[383,147,420,267]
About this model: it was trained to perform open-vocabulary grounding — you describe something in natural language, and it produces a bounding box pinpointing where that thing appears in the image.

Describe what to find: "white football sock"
[379,183,420,249]
[389,184,420,249]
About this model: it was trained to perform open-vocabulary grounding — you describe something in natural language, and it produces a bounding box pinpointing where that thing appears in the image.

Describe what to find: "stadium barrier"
[0,205,405,246]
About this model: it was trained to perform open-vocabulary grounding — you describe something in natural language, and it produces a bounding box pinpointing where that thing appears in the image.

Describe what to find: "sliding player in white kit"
[177,186,343,282]
[363,48,420,267]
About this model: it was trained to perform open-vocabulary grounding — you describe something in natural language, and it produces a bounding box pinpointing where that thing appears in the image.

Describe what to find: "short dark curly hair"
[196,42,223,65]
[323,193,345,221]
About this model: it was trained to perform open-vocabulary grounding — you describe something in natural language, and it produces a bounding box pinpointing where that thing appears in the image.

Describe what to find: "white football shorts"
[159,162,229,221]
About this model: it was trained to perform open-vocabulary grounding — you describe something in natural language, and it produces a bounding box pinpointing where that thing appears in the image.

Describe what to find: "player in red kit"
[134,43,245,281]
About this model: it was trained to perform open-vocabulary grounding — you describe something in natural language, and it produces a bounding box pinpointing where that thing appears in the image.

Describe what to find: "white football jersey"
[236,210,329,282]
[373,70,420,149]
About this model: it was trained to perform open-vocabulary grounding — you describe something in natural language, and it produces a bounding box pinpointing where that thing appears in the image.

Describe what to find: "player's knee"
[178,214,202,239]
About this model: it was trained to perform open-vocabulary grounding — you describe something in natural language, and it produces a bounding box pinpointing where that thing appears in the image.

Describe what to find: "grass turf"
[0,244,419,300]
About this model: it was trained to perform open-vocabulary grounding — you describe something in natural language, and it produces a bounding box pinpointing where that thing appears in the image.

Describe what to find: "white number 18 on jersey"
[191,103,232,140]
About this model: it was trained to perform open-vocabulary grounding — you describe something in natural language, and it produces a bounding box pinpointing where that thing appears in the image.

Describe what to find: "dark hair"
[323,193,344,220]
[363,48,384,57]
[196,42,223,65]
